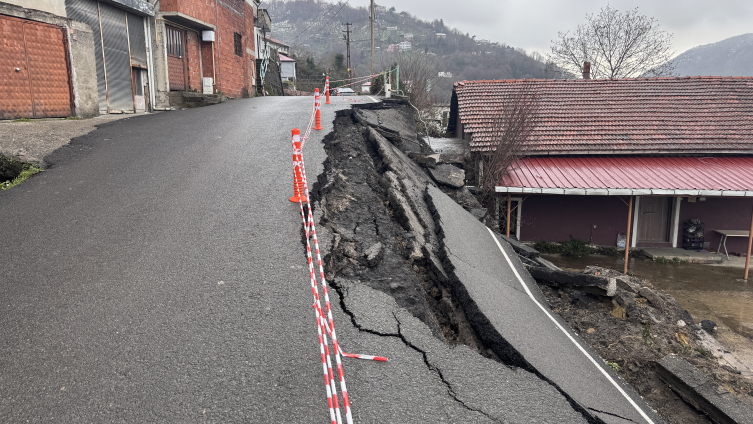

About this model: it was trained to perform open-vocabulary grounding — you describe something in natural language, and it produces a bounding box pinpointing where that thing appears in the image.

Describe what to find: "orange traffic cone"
[313,89,323,130]
[289,128,307,203]
[325,76,331,104]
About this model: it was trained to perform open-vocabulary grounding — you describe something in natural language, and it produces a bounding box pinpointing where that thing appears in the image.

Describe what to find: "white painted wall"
[6,0,66,17]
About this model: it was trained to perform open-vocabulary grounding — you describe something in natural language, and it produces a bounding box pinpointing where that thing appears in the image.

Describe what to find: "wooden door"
[638,197,670,242]
[166,26,187,91]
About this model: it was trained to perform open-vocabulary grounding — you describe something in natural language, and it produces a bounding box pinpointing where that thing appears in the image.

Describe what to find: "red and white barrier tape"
[327,73,380,84]
[297,148,352,424]
[326,76,373,94]
[291,122,387,422]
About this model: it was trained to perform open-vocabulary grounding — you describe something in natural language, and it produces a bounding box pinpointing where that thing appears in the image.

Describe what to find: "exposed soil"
[312,103,491,354]
[536,265,753,423]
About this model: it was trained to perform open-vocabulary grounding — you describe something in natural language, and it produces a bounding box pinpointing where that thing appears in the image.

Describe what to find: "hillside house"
[449,76,753,254]
[264,35,289,56]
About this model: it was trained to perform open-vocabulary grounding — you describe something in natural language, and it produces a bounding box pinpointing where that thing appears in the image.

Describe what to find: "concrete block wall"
[67,19,99,118]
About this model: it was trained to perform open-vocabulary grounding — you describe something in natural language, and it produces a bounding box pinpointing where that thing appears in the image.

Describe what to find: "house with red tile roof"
[448,76,753,255]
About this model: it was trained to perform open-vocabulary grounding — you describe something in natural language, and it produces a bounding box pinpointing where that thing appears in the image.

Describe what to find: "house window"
[166,27,184,57]
[234,33,242,57]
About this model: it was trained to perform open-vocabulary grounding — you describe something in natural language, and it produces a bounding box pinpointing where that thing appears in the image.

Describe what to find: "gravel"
[0,113,144,167]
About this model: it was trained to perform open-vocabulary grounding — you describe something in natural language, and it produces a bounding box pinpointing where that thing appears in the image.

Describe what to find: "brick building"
[152,0,259,108]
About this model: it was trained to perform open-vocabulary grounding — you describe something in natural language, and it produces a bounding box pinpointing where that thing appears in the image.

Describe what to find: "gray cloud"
[347,0,753,56]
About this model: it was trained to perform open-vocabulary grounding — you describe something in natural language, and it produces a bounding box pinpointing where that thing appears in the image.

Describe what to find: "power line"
[290,0,349,41]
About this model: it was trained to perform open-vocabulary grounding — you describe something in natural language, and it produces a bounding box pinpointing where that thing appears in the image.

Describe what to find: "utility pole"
[370,0,374,79]
[343,23,352,80]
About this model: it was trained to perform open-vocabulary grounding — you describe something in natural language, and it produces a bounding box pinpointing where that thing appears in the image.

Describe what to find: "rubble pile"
[529,262,753,423]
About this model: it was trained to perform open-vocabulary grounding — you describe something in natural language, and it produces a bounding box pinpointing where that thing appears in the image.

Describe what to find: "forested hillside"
[264,0,548,102]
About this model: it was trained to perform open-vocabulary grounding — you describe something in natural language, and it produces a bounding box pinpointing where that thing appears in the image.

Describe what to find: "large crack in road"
[305,100,599,423]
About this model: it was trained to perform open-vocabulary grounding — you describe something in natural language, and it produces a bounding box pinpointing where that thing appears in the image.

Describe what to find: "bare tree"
[388,50,439,110]
[548,5,676,79]
[478,85,540,211]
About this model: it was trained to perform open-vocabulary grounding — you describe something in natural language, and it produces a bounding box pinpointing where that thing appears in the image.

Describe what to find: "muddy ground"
[536,265,753,423]
[311,100,752,423]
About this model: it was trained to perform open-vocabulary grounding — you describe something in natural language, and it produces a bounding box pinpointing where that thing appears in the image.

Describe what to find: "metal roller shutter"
[127,15,147,68]
[99,3,133,112]
[66,0,138,113]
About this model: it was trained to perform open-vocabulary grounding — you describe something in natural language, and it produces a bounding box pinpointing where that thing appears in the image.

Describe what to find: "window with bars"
[234,32,242,57]
[166,27,184,57]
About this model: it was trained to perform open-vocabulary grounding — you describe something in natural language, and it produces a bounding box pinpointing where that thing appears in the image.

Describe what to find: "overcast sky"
[345,0,753,57]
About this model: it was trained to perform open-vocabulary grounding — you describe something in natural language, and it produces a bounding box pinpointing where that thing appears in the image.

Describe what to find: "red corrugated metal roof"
[453,77,753,154]
[497,156,753,196]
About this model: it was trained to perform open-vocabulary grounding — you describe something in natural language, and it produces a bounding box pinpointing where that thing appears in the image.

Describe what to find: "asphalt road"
[1,96,584,423]
[0,97,354,422]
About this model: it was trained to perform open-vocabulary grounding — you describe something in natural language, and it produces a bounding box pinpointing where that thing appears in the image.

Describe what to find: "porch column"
[506,194,511,237]
[745,205,753,280]
[624,196,634,274]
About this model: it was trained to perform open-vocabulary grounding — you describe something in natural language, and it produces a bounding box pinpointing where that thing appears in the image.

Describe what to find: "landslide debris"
[533,264,753,423]
[311,100,490,353]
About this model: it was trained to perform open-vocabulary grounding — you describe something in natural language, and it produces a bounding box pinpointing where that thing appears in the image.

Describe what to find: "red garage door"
[0,15,72,120]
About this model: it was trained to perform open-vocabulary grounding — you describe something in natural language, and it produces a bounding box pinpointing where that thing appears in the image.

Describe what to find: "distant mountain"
[672,33,753,77]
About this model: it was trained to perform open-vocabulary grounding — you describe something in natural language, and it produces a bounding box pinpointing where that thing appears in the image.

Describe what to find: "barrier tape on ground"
[327,73,380,84]
[290,119,387,422]
[326,76,373,96]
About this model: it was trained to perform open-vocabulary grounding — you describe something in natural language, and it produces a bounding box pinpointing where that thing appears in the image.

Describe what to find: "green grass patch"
[64,116,82,120]
[13,118,32,122]
[642,323,655,346]
[606,362,620,372]
[532,236,624,258]
[1,163,43,191]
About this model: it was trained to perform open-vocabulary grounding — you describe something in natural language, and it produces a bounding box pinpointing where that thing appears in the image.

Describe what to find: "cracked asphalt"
[2,96,588,422]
